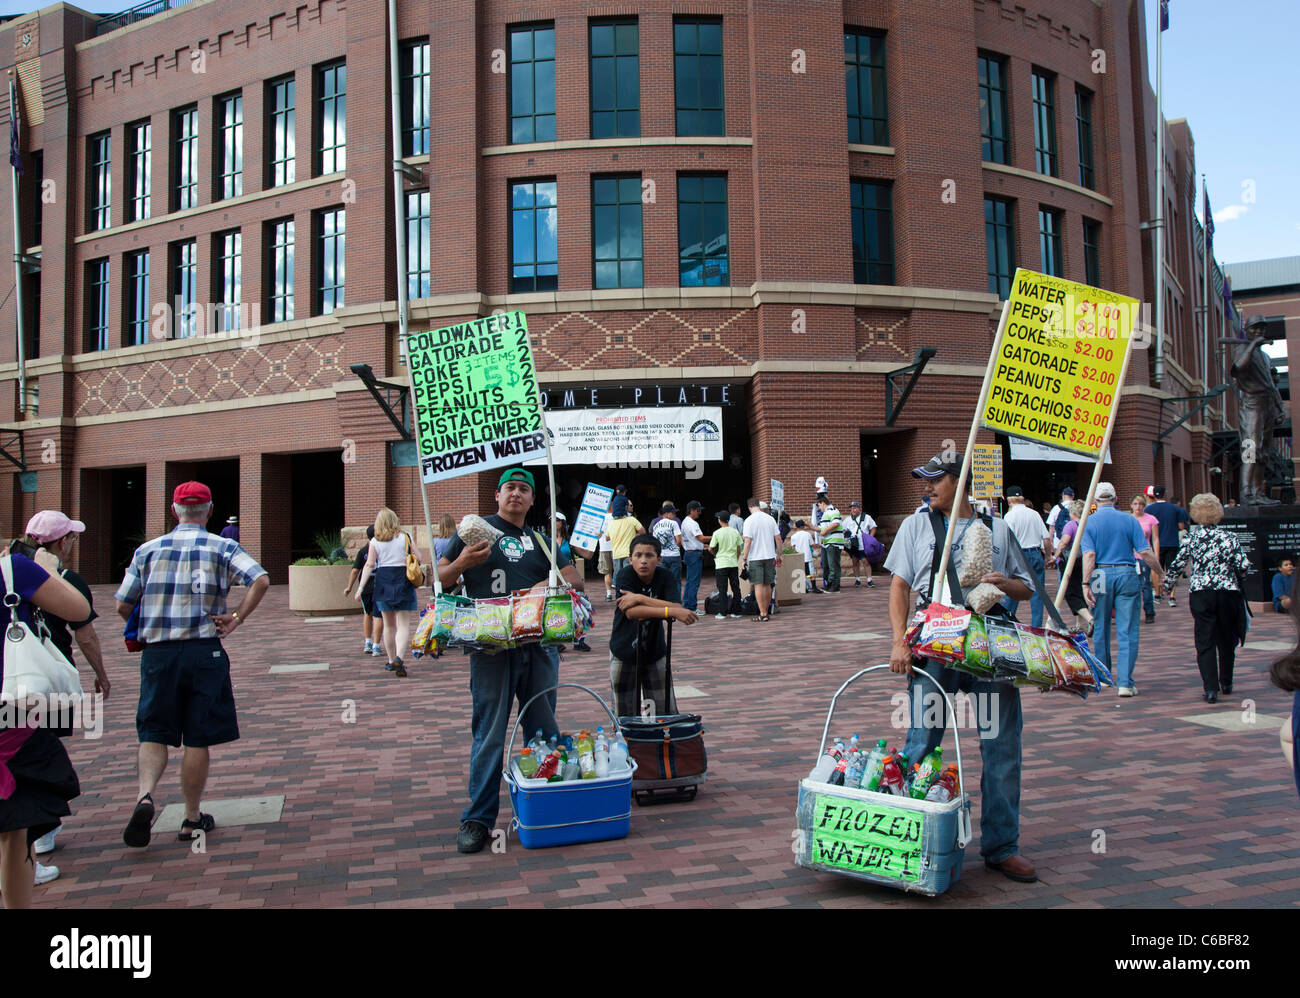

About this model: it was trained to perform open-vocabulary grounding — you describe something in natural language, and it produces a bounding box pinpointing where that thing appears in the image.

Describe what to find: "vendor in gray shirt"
[885,452,1038,885]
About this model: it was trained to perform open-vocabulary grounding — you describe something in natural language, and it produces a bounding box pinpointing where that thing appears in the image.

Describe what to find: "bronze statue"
[1228,317,1286,505]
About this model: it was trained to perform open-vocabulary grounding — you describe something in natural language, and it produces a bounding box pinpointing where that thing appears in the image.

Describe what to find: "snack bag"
[541,592,576,644]
[1047,632,1096,690]
[908,603,971,665]
[449,604,481,650]
[458,514,505,547]
[430,593,473,655]
[510,588,546,643]
[474,597,513,650]
[986,618,1028,680]
[1071,632,1114,688]
[1016,625,1057,687]
[411,601,438,656]
[958,613,994,677]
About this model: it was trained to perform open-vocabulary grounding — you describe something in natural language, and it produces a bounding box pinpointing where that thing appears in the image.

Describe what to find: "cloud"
[1214,204,1249,223]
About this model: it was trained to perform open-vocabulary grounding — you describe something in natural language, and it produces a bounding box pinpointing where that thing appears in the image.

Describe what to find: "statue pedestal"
[1218,505,1300,603]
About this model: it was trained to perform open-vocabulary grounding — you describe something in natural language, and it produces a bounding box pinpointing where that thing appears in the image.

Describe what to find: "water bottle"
[609,736,629,773]
[594,729,610,778]
[810,748,838,783]
[849,734,860,752]
[846,750,866,787]
[531,729,546,756]
[562,751,581,781]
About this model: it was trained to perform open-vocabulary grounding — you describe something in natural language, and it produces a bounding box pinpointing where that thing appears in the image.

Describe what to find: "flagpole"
[1202,174,1211,392]
[8,72,27,417]
[1153,4,1165,390]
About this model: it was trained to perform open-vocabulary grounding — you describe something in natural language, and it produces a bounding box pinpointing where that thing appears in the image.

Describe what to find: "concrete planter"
[739,556,804,607]
[289,564,363,616]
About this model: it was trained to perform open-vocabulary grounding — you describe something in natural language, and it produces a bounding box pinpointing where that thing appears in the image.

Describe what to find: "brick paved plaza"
[30,579,1300,909]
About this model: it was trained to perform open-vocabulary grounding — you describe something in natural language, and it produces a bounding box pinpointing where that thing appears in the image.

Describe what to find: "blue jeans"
[1005,548,1046,627]
[661,556,682,602]
[1094,565,1142,689]
[462,644,560,828]
[1138,562,1154,616]
[903,658,1023,863]
[682,550,703,611]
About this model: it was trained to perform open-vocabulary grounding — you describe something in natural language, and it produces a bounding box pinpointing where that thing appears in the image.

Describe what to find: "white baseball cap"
[1096,482,1117,500]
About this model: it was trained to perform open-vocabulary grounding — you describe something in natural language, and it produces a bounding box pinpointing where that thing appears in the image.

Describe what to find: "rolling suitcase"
[618,621,708,805]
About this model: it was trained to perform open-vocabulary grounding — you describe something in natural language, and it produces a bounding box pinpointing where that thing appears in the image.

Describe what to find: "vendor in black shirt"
[610,534,698,718]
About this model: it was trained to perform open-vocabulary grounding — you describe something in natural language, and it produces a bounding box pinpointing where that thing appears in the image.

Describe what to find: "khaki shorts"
[748,558,776,585]
[598,550,613,574]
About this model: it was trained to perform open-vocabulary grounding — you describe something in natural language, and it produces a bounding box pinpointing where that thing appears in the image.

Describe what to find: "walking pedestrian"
[1002,487,1050,627]
[1130,494,1161,622]
[710,511,744,617]
[114,481,269,849]
[1051,500,1093,634]
[345,526,385,657]
[219,517,239,543]
[1146,486,1190,606]
[680,501,708,613]
[598,507,615,602]
[1160,494,1251,703]
[354,508,425,677]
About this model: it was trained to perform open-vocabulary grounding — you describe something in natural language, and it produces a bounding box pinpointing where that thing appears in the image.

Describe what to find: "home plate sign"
[406,311,546,484]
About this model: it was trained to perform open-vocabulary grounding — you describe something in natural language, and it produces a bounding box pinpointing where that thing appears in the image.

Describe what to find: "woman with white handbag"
[0,547,91,910]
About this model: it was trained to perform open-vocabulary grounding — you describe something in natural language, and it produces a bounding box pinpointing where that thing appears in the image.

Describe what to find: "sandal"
[178,813,215,841]
[123,793,155,848]
[757,615,770,622]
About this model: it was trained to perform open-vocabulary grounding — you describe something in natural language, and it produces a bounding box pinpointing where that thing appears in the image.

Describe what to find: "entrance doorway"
[290,451,345,560]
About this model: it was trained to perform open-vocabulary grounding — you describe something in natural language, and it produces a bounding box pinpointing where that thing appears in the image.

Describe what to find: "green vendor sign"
[406,311,545,484]
[810,793,926,882]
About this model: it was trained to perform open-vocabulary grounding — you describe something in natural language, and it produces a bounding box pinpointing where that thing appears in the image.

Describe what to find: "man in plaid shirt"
[114,481,269,848]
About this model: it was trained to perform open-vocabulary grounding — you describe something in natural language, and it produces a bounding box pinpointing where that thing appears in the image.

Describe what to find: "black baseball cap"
[912,455,962,479]
[715,510,730,521]
[1061,486,1076,497]
[687,500,703,511]
[1005,485,1025,498]
[1152,485,1167,498]
[661,501,678,513]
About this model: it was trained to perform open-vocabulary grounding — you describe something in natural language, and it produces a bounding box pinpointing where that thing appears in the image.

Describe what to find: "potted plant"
[288,530,361,615]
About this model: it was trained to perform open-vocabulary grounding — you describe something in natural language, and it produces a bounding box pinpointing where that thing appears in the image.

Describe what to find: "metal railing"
[95,0,199,36]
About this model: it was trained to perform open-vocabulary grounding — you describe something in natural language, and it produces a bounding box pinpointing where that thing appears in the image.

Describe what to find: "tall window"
[267,218,295,323]
[214,230,242,331]
[216,93,243,200]
[316,207,345,315]
[126,250,150,346]
[677,174,728,287]
[851,180,894,285]
[1038,208,1062,277]
[88,132,111,231]
[845,29,888,145]
[172,105,199,211]
[509,180,557,293]
[30,150,43,245]
[1031,69,1056,176]
[316,61,346,175]
[1076,85,1095,190]
[268,76,296,187]
[985,196,1015,299]
[126,121,151,222]
[509,24,556,144]
[86,258,110,352]
[592,175,643,289]
[170,239,197,338]
[1082,218,1101,287]
[400,40,430,157]
[674,17,724,137]
[978,52,1009,164]
[406,190,431,298]
[590,19,639,138]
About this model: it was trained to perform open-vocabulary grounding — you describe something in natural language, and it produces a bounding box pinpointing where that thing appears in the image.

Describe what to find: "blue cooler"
[504,683,637,849]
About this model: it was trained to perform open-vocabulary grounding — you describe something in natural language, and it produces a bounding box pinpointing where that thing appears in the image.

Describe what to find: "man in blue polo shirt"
[1081,482,1164,697]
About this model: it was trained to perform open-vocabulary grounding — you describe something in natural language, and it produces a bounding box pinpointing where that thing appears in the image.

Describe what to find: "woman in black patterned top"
[1161,493,1252,703]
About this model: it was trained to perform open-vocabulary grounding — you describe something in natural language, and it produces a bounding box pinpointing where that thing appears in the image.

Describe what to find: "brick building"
[0,0,1227,583]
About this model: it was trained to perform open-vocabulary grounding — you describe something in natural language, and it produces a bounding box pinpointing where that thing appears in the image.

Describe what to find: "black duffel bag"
[703,590,726,616]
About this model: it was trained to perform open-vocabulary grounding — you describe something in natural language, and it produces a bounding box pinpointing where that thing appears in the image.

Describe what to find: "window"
[126,120,151,222]
[316,207,345,315]
[850,180,894,284]
[216,93,243,200]
[316,61,346,175]
[172,105,199,211]
[1031,69,1056,176]
[1038,208,1062,277]
[590,19,639,139]
[592,175,643,289]
[88,132,111,231]
[1075,85,1095,190]
[86,258,110,352]
[509,24,556,144]
[214,230,242,331]
[29,150,43,245]
[1083,218,1101,287]
[677,174,728,287]
[984,196,1015,299]
[126,250,150,347]
[845,30,888,146]
[267,218,295,323]
[978,53,1009,164]
[170,239,197,338]
[406,190,431,298]
[400,41,430,157]
[268,76,296,187]
[509,180,557,293]
[674,17,724,136]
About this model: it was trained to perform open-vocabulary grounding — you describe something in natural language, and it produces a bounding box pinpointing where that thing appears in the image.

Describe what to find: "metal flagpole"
[1153,5,1165,389]
[8,73,27,417]
[1202,174,1211,391]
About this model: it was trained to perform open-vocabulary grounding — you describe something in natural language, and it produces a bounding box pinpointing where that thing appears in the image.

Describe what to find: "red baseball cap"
[173,481,213,505]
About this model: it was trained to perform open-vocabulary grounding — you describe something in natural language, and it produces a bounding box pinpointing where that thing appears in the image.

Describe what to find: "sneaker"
[605,592,614,602]
[1153,595,1164,606]
[372,645,386,657]
[1118,686,1138,698]
[572,638,592,652]
[715,613,726,620]
[1144,614,1156,623]
[33,827,58,855]
[729,614,742,619]
[363,639,373,653]
[1167,596,1176,607]
[34,862,60,886]
[866,580,875,588]
[457,820,490,854]
[854,579,862,587]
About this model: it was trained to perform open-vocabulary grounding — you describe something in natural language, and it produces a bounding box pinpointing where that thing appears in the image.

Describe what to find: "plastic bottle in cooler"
[535,750,563,781]
[878,755,907,796]
[609,736,629,773]
[849,734,861,752]
[913,747,943,796]
[562,750,581,781]
[924,765,960,803]
[810,748,839,783]
[594,728,610,778]
[846,750,867,787]
[858,740,888,790]
[828,758,849,787]
[518,747,539,778]
[531,729,546,756]
[577,730,597,779]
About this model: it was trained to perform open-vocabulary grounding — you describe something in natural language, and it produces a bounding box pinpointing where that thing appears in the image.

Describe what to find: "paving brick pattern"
[26,579,1300,908]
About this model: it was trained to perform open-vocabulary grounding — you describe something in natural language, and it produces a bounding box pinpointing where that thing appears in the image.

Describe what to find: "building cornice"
[482,136,755,156]
[981,162,1115,208]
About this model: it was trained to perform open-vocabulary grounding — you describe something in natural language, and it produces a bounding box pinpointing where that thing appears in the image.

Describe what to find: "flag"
[7,80,21,176]
[1204,188,1214,251]
[1160,0,1170,31]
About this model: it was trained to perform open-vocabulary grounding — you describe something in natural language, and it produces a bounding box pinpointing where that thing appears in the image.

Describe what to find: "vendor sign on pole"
[770,479,785,514]
[970,444,1003,501]
[571,482,614,557]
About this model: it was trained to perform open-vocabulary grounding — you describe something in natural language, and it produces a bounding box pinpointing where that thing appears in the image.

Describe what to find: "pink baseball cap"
[25,510,86,544]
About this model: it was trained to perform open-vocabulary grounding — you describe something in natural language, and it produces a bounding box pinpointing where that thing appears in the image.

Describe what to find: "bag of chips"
[908,603,971,665]
[1015,626,1057,688]
[474,597,513,650]
[449,604,482,650]
[1047,632,1096,690]
[541,592,576,644]
[1071,632,1114,688]
[987,618,1028,680]
[957,613,995,677]
[411,602,438,656]
[431,593,473,655]
[510,588,546,643]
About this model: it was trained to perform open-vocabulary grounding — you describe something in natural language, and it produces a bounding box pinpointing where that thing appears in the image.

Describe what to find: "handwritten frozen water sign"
[810,793,925,882]
[407,311,545,484]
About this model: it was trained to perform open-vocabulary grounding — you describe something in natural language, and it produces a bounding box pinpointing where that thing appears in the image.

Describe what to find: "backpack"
[739,593,761,616]
[704,591,726,616]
